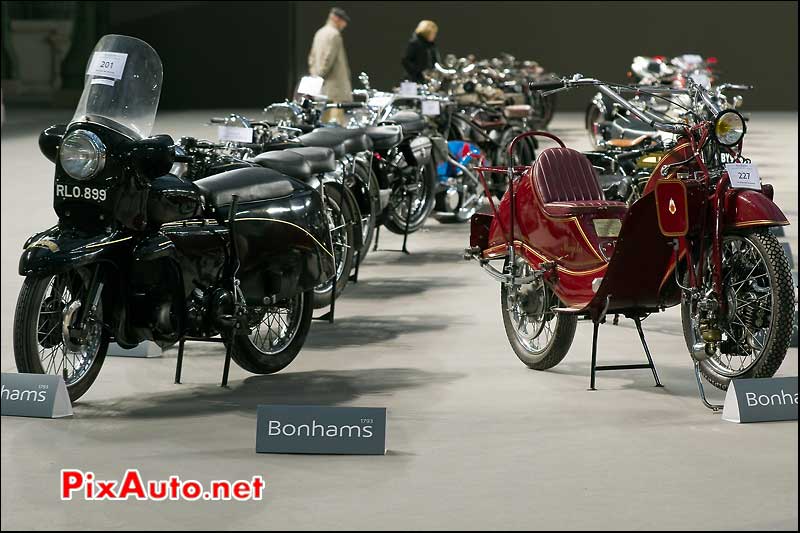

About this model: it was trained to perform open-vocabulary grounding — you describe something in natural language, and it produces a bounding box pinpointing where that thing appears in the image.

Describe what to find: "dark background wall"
[2,1,797,110]
[294,1,798,111]
[105,1,292,109]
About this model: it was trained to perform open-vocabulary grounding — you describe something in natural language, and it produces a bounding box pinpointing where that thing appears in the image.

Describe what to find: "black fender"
[306,173,364,250]
[19,227,133,278]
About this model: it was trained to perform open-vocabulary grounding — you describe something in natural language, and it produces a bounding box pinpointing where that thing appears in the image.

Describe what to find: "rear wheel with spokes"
[500,257,577,369]
[384,160,436,234]
[231,290,313,374]
[313,185,354,309]
[681,231,794,390]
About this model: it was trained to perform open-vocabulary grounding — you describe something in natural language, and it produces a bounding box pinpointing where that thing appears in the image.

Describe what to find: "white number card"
[421,100,440,116]
[218,126,253,143]
[399,81,418,96]
[87,52,128,80]
[725,163,761,190]
[296,75,324,96]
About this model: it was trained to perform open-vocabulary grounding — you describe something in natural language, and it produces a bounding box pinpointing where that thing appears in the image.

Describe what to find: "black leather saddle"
[297,128,373,158]
[287,147,337,174]
[194,167,298,207]
[251,150,313,181]
[363,125,403,151]
[381,110,425,135]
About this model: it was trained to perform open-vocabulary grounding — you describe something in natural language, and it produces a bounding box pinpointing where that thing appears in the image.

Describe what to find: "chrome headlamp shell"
[714,109,746,147]
[59,129,106,180]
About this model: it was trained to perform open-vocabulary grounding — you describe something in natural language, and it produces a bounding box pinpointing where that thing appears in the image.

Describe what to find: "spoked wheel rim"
[504,259,559,355]
[586,105,604,148]
[248,293,305,355]
[315,194,349,294]
[35,271,103,386]
[693,235,775,378]
[389,166,431,227]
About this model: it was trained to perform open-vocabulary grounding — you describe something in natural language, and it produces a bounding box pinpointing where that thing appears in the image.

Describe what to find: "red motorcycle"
[465,75,793,409]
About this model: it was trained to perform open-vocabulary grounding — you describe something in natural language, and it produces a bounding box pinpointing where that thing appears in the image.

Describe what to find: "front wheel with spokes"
[500,257,577,369]
[231,290,314,374]
[14,269,109,402]
[681,230,794,390]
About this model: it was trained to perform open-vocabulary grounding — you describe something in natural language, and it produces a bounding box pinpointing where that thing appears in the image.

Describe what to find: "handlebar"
[332,102,367,110]
[528,79,565,91]
[209,117,227,124]
[717,83,752,92]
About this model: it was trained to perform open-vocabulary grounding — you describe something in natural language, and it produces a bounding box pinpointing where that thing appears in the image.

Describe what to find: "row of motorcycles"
[14,35,552,401]
[12,35,794,411]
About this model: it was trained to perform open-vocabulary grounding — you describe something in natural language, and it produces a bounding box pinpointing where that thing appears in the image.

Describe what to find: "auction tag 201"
[87,51,128,80]
[725,162,762,190]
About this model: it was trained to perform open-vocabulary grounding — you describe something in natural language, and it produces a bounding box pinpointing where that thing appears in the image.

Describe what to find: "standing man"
[308,7,352,123]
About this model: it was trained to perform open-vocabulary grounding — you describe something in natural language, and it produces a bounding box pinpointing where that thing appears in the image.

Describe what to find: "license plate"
[725,163,761,190]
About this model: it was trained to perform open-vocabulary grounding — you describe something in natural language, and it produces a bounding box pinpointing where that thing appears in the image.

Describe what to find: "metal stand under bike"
[174,195,245,389]
[372,180,414,256]
[589,315,664,391]
[693,361,723,411]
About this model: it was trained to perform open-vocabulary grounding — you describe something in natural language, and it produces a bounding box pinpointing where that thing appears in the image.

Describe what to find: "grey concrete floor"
[1,111,797,531]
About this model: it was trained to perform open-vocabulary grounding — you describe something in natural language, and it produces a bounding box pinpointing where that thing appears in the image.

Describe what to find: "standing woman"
[401,20,440,83]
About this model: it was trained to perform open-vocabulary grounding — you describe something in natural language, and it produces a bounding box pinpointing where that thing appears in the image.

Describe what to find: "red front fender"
[724,185,789,230]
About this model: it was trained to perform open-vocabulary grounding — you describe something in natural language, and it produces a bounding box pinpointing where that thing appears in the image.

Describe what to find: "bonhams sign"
[722,377,798,423]
[1,373,73,418]
[256,405,386,455]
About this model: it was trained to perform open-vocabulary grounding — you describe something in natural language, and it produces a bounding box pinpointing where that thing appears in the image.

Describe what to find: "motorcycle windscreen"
[71,34,163,139]
[654,179,689,237]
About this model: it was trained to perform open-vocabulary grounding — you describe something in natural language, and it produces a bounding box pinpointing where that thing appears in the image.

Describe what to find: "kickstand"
[174,338,186,384]
[373,189,413,255]
[350,248,360,283]
[694,361,723,411]
[400,188,412,254]
[221,337,233,388]
[373,226,380,252]
[589,315,664,390]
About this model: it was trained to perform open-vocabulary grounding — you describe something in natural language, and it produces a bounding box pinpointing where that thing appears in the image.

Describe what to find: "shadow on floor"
[75,367,465,420]
[363,248,466,268]
[305,314,461,349]
[344,277,468,300]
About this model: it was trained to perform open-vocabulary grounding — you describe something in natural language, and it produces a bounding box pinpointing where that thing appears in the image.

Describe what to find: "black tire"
[231,290,313,374]
[353,160,380,264]
[313,185,355,310]
[585,102,605,150]
[540,93,557,128]
[383,159,436,234]
[14,272,109,402]
[681,230,794,390]
[500,260,577,369]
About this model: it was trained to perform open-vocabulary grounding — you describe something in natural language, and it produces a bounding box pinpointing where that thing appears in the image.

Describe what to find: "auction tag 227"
[725,162,762,190]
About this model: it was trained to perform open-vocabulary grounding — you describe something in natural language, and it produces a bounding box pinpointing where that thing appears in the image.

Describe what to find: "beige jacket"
[308,21,352,102]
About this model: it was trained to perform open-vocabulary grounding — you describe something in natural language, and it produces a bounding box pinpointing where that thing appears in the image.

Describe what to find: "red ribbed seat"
[532,147,628,217]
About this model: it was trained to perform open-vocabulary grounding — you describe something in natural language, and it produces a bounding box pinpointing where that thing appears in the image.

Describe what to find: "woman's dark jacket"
[401,33,440,83]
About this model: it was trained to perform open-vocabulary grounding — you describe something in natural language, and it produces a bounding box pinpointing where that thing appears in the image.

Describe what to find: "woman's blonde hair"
[415,20,438,41]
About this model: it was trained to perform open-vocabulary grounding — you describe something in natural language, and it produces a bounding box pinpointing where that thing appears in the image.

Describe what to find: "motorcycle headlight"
[714,110,746,146]
[59,129,106,180]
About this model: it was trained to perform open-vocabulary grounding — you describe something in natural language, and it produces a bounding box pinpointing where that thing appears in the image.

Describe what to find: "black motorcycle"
[13,35,334,400]
[174,123,361,311]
